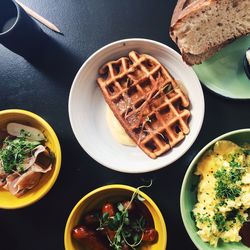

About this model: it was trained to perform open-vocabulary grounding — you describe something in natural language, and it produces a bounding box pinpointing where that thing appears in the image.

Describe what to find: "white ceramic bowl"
[69,38,204,173]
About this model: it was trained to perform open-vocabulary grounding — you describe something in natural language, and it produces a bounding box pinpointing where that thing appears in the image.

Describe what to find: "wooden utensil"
[15,0,62,34]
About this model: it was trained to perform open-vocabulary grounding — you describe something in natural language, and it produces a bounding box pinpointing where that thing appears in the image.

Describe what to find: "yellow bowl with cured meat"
[64,184,167,250]
[0,109,61,209]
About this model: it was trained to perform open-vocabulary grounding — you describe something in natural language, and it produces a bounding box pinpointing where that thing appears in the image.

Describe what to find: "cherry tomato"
[72,225,92,239]
[102,202,115,217]
[72,226,108,250]
[142,229,158,242]
[122,200,134,211]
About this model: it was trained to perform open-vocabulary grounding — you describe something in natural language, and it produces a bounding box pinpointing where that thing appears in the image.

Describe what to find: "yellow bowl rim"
[64,184,167,249]
[0,109,62,209]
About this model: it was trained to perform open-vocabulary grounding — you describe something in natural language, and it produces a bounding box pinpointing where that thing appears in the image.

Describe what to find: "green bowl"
[181,129,250,250]
[193,36,250,100]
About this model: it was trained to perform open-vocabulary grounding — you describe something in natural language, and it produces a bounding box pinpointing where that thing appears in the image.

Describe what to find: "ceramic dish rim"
[68,38,205,173]
[180,128,250,250]
[0,109,62,209]
[64,184,167,250]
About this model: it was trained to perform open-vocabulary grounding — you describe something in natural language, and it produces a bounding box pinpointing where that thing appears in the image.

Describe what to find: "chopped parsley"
[236,213,246,224]
[229,160,241,168]
[214,158,246,201]
[195,213,211,224]
[217,200,227,207]
[215,180,241,200]
[213,213,227,232]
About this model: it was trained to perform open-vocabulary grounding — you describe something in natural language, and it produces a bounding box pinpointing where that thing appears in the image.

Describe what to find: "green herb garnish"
[195,213,212,224]
[0,137,40,173]
[214,159,245,201]
[236,213,247,224]
[215,178,241,200]
[97,181,152,250]
[213,213,227,232]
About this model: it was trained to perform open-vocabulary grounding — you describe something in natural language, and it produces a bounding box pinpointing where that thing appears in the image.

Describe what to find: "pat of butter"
[106,105,136,147]
[246,50,250,65]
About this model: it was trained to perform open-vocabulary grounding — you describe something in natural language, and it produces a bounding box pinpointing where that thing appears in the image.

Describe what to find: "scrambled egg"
[193,140,250,246]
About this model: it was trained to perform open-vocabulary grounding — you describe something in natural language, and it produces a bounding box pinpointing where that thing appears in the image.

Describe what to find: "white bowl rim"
[180,128,250,250]
[68,38,205,173]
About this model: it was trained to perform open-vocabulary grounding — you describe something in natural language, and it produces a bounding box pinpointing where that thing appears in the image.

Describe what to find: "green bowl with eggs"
[181,129,250,250]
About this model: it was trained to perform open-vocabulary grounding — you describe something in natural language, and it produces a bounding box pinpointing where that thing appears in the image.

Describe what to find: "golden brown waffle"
[97,51,190,159]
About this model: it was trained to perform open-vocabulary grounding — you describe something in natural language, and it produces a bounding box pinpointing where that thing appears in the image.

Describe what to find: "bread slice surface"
[170,0,250,65]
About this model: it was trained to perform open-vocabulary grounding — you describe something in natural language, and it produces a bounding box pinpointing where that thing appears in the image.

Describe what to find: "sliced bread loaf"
[170,0,250,65]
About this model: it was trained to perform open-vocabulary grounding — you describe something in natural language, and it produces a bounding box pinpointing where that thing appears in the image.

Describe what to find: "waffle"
[97,51,190,159]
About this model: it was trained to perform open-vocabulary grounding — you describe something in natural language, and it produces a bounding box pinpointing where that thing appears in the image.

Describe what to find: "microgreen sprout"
[145,116,151,123]
[0,137,40,173]
[97,180,153,250]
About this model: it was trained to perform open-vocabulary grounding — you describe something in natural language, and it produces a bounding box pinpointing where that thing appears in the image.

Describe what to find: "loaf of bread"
[170,0,250,65]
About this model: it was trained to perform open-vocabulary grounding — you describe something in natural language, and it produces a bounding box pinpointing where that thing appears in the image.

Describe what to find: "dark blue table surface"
[1,1,250,250]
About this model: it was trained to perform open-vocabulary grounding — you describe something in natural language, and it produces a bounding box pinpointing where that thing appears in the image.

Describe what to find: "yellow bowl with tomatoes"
[64,184,167,250]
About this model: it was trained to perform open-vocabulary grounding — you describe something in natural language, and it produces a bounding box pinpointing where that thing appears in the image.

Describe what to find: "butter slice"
[106,105,136,147]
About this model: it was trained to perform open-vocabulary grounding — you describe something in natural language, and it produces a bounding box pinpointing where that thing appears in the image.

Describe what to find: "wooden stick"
[15,0,62,34]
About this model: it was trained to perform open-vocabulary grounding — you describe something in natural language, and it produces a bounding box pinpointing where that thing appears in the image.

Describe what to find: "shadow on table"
[0,223,19,249]
[22,32,84,85]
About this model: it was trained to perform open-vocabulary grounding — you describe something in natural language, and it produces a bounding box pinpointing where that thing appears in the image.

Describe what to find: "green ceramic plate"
[181,129,250,250]
[193,36,250,99]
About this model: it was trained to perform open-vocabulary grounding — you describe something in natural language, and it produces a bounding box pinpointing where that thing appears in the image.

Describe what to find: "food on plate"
[7,122,45,141]
[193,140,250,247]
[97,51,190,159]
[106,105,136,147]
[72,185,158,249]
[170,0,250,65]
[0,123,53,197]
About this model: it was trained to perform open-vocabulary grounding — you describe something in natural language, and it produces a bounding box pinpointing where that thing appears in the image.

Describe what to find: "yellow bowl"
[0,109,61,209]
[64,184,167,250]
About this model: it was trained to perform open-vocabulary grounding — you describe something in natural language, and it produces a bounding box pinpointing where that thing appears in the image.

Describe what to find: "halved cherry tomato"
[72,225,108,250]
[102,202,115,217]
[142,228,158,242]
[72,225,90,239]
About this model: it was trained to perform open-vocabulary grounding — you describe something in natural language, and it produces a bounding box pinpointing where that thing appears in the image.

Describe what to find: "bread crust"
[182,44,225,65]
[170,0,250,65]
[170,0,212,42]
[170,0,189,28]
